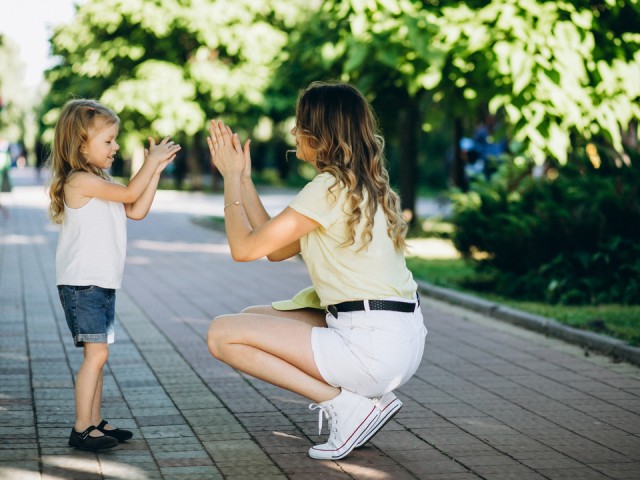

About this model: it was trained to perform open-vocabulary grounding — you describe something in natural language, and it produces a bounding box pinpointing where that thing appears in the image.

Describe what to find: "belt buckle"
[327,305,338,319]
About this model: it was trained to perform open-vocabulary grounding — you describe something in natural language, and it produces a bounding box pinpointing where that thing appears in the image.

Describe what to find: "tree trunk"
[186,135,203,191]
[450,116,469,191]
[397,101,420,226]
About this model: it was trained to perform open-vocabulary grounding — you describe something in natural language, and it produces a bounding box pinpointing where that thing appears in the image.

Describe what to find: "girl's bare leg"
[90,370,118,431]
[91,371,103,424]
[207,313,339,403]
[75,343,109,436]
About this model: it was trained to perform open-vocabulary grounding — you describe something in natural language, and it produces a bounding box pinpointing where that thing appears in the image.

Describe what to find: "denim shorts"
[58,285,116,347]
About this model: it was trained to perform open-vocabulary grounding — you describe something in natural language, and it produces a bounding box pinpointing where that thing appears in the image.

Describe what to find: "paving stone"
[156,457,215,467]
[130,407,181,417]
[157,475,222,480]
[589,462,640,478]
[140,425,195,439]
[0,449,39,461]
[403,459,471,475]
[217,464,285,476]
[159,465,221,476]
[135,415,187,427]
[0,466,42,480]
[536,467,611,479]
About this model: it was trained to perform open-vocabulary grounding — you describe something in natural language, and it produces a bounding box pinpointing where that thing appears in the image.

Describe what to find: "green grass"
[405,257,474,288]
[406,256,640,347]
[192,215,225,230]
[407,216,455,240]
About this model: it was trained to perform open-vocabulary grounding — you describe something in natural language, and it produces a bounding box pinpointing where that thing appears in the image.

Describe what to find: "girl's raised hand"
[145,136,181,168]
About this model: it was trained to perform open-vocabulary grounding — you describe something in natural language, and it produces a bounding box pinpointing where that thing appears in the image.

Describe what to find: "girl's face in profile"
[83,121,120,170]
[291,125,317,165]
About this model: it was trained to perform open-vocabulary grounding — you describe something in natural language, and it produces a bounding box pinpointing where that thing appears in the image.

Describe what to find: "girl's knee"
[83,343,109,366]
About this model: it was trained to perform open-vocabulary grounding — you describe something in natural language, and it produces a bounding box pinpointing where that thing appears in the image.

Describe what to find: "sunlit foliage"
[44,0,311,145]
[0,35,31,140]
[40,0,640,198]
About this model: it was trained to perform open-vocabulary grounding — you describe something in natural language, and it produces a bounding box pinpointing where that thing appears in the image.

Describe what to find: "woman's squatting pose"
[206,81,427,460]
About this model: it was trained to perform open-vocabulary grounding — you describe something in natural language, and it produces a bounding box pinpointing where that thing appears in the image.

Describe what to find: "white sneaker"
[355,391,403,448]
[308,389,381,460]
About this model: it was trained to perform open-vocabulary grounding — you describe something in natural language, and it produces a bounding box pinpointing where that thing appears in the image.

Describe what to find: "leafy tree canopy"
[43,0,310,146]
[275,0,640,165]
[41,0,640,175]
[0,35,32,140]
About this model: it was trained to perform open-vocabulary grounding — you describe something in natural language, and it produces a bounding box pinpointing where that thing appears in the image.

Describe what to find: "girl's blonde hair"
[295,81,408,251]
[47,99,119,224]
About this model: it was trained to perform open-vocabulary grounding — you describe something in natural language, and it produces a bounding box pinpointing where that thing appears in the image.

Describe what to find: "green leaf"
[417,68,442,90]
[547,122,569,164]
[344,44,369,72]
[510,46,532,95]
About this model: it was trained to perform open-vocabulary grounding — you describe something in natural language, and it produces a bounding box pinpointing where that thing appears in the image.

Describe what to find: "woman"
[206,81,427,460]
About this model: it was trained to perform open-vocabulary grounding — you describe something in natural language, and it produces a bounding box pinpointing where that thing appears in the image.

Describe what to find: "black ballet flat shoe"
[97,420,133,443]
[68,426,118,451]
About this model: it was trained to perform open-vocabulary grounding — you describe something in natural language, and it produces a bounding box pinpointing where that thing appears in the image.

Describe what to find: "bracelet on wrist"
[223,201,242,211]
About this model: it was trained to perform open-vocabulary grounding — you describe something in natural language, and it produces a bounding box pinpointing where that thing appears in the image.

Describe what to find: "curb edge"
[417,280,640,367]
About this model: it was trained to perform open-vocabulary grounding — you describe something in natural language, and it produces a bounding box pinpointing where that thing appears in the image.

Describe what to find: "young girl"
[206,81,427,460]
[48,99,181,451]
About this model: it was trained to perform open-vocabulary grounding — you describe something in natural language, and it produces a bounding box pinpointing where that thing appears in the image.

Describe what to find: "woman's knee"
[207,315,233,360]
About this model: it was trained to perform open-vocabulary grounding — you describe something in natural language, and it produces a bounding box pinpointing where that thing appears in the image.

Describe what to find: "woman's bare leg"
[241,305,327,327]
[207,312,338,403]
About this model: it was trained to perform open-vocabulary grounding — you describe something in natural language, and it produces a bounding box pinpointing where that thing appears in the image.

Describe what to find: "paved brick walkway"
[1,169,640,480]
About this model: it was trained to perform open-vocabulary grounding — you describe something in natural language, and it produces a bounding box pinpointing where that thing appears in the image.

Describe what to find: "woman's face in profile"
[291,125,317,165]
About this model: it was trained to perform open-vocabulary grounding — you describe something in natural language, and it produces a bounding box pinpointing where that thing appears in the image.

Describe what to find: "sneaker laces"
[309,403,336,436]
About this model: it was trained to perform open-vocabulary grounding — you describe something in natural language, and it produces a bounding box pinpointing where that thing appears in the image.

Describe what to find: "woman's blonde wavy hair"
[47,99,119,224]
[295,81,407,252]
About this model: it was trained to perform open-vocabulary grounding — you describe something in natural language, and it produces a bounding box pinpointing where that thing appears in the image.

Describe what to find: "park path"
[1,168,639,479]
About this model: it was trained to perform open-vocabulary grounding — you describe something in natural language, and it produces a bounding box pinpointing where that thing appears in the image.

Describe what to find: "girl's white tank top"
[56,197,127,289]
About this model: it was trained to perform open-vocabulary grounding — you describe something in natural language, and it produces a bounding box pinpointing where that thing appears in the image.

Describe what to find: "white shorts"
[311,298,427,398]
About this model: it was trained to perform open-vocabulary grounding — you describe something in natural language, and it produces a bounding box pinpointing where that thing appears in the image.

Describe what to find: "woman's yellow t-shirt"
[289,172,417,307]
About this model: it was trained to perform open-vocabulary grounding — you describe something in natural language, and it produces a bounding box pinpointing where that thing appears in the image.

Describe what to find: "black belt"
[327,293,419,318]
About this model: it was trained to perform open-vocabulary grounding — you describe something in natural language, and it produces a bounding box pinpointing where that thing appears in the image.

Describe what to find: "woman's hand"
[221,124,252,183]
[236,127,252,183]
[208,120,249,179]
